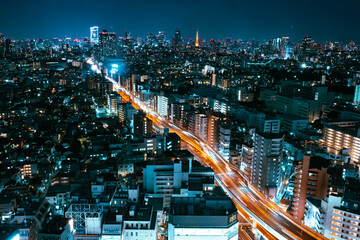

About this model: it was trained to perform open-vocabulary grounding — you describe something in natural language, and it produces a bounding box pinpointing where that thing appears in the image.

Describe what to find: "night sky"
[0,0,359,42]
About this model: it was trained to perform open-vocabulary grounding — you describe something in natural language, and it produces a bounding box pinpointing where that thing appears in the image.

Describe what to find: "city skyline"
[1,1,360,240]
[0,0,359,42]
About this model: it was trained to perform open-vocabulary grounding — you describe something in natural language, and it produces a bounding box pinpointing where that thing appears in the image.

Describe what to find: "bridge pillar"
[252,221,264,240]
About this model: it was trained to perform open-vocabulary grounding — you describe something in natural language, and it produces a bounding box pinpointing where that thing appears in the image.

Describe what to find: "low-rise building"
[168,189,238,240]
[122,205,157,240]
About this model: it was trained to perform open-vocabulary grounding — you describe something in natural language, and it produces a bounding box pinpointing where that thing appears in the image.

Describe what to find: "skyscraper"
[99,30,117,58]
[90,26,99,44]
[174,30,181,47]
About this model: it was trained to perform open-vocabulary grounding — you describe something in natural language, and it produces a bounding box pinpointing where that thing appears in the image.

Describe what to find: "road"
[87,58,328,240]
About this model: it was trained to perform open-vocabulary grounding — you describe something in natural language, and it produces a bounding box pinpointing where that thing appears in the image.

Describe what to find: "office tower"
[168,193,239,240]
[252,132,284,199]
[291,155,330,222]
[218,125,231,161]
[90,26,99,44]
[156,94,168,117]
[133,111,152,138]
[99,30,117,58]
[107,91,122,116]
[354,84,360,105]
[195,30,199,47]
[174,30,181,47]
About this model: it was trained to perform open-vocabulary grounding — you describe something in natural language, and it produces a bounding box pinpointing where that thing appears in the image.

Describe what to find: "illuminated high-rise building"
[303,193,360,239]
[118,103,126,123]
[195,30,199,47]
[218,124,231,161]
[323,122,360,164]
[157,31,165,46]
[301,35,313,54]
[190,112,208,141]
[353,84,360,104]
[107,91,122,116]
[207,114,220,150]
[156,94,169,117]
[0,33,4,58]
[240,144,254,180]
[252,132,284,199]
[90,26,99,44]
[124,30,130,40]
[174,30,181,47]
[291,155,329,222]
[99,30,117,58]
[280,37,289,58]
[285,44,294,59]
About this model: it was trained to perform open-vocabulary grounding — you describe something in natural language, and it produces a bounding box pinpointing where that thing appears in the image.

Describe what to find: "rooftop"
[39,215,71,235]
